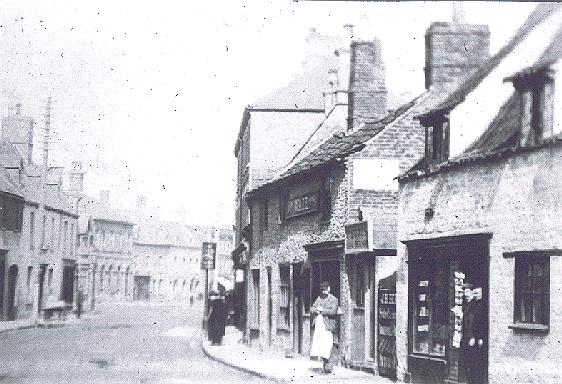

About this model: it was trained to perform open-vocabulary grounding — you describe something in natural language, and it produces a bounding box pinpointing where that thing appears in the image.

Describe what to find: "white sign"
[352,158,399,191]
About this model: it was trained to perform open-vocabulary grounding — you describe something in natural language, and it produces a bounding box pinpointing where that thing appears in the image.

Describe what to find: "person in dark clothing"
[462,284,486,384]
[207,291,227,345]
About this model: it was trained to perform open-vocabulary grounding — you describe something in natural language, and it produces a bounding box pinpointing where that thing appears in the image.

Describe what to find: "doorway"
[7,265,18,320]
[62,261,76,305]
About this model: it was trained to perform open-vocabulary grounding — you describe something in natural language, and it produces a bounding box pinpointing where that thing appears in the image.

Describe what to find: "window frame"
[513,254,550,327]
[278,265,291,329]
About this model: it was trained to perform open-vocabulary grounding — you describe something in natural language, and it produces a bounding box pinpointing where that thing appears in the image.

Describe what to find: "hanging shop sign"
[285,191,319,219]
[201,242,216,270]
[345,220,373,254]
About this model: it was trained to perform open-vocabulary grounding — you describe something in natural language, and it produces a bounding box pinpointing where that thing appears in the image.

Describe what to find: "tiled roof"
[419,2,561,117]
[400,3,562,181]
[277,99,419,181]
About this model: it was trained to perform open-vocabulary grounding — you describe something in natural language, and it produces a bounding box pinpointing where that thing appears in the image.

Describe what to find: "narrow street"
[0,303,269,384]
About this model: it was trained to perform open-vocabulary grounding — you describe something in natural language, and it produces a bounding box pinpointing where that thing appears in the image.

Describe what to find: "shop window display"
[412,259,448,356]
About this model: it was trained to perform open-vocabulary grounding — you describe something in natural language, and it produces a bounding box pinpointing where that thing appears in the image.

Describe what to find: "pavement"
[202,326,394,383]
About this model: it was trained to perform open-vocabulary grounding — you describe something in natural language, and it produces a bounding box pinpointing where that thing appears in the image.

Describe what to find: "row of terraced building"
[231,4,562,384]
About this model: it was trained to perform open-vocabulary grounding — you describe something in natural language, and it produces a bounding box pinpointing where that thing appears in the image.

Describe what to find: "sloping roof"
[0,165,22,197]
[400,4,562,181]
[279,99,418,180]
[419,2,561,117]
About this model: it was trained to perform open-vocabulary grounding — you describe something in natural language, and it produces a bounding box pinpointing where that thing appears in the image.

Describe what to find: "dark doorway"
[38,264,47,314]
[62,263,76,305]
[134,275,151,301]
[7,265,18,320]
[0,254,5,320]
[267,267,273,347]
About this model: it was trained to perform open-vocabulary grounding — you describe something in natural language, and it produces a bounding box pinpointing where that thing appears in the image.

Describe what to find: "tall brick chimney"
[424,18,490,90]
[348,38,387,131]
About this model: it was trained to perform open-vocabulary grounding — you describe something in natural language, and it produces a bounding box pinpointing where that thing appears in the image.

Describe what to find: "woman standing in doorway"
[310,281,339,374]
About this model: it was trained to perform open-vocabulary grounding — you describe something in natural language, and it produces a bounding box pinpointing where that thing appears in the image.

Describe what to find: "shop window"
[412,259,448,356]
[278,266,290,329]
[514,255,549,326]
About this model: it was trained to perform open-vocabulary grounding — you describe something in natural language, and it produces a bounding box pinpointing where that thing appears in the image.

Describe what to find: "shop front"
[405,234,490,384]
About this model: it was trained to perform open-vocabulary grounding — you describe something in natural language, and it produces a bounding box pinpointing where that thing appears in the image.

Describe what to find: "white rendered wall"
[449,7,562,157]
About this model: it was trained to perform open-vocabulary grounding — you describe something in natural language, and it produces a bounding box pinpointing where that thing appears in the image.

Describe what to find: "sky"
[0,1,536,226]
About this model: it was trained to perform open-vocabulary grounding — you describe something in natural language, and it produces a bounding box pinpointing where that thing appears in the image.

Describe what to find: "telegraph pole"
[43,97,52,168]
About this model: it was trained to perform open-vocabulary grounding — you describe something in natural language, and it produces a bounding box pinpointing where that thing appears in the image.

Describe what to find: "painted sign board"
[201,242,216,270]
[285,191,319,219]
[345,220,373,253]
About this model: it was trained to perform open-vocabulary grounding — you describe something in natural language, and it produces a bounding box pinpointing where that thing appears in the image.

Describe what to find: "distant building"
[131,215,233,303]
[76,192,135,310]
[0,104,79,321]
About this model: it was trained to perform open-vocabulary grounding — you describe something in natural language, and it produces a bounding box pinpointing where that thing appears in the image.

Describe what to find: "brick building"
[0,104,79,321]
[232,29,343,328]
[396,4,562,384]
[241,24,475,373]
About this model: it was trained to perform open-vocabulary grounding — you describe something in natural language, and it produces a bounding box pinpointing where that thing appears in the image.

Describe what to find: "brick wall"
[424,22,490,90]
[397,144,562,384]
[349,40,387,130]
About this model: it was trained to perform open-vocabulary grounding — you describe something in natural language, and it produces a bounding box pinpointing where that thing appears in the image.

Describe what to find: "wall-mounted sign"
[201,242,216,270]
[285,191,319,219]
[345,220,373,253]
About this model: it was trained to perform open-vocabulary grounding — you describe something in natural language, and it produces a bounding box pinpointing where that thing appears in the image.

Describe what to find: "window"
[508,69,555,147]
[50,217,55,245]
[29,212,35,250]
[319,176,332,222]
[260,198,268,231]
[63,221,68,249]
[278,266,290,329]
[412,256,448,356]
[70,223,75,254]
[423,115,450,166]
[41,215,46,246]
[515,255,549,326]
[26,266,33,304]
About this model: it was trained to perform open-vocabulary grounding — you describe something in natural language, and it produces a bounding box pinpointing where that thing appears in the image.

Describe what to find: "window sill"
[408,353,446,364]
[277,326,290,333]
[508,323,549,333]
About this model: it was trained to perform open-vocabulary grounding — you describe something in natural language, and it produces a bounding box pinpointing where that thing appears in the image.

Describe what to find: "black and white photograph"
[0,1,559,383]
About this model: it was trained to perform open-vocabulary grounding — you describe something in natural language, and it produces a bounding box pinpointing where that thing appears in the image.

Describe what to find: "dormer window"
[505,67,554,147]
[421,113,450,167]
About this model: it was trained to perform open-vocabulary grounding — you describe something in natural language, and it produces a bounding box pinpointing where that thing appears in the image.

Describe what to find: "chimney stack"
[348,38,387,130]
[68,161,85,195]
[1,103,34,164]
[424,9,490,90]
